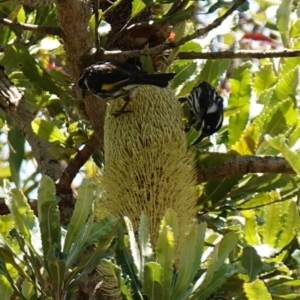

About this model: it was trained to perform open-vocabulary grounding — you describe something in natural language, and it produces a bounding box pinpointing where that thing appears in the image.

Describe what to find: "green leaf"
[215,232,237,270]
[160,209,178,244]
[271,67,299,106]
[261,202,282,247]
[3,182,35,246]
[241,247,263,282]
[190,243,219,294]
[198,59,231,88]
[0,275,14,300]
[47,244,66,297]
[179,41,202,53]
[276,0,293,47]
[31,118,65,143]
[63,179,95,253]
[138,212,153,286]
[143,262,163,299]
[190,262,244,300]
[171,61,197,91]
[124,216,141,279]
[228,62,251,146]
[253,64,277,95]
[131,0,147,17]
[38,177,60,269]
[266,134,300,174]
[172,222,206,300]
[3,45,69,101]
[244,279,272,299]
[241,210,260,245]
[156,226,174,300]
[277,201,299,248]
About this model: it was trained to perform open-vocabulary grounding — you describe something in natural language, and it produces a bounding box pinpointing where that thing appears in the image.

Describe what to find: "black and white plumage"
[180,81,224,145]
[78,61,175,116]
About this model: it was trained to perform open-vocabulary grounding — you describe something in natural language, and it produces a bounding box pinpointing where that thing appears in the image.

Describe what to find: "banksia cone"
[99,85,197,250]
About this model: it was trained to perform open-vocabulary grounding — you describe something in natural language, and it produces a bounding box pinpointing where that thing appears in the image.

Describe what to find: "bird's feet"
[112,109,133,117]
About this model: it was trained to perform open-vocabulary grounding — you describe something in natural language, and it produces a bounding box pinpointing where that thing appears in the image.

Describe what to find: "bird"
[179,81,224,145]
[78,61,175,116]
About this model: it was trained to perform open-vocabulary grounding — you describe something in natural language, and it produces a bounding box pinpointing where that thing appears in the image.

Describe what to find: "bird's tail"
[137,73,175,88]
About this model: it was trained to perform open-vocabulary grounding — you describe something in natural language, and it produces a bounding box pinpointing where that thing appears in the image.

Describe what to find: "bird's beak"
[81,89,86,99]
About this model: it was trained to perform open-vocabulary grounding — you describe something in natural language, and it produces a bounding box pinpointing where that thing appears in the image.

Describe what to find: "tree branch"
[57,134,100,192]
[0,65,62,181]
[177,49,300,60]
[104,0,247,60]
[2,0,56,7]
[0,17,62,36]
[197,155,295,183]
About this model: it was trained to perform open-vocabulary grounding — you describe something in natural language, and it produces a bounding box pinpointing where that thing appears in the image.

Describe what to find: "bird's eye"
[206,125,210,129]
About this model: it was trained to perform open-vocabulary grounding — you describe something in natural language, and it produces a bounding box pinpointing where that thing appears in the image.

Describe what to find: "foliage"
[0,0,300,300]
[0,176,118,299]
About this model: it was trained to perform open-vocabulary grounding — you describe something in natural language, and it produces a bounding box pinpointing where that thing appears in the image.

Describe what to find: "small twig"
[0,16,63,36]
[177,49,300,60]
[197,155,295,184]
[104,0,246,59]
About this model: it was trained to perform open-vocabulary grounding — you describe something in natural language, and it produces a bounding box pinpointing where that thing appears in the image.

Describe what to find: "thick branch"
[0,65,62,181]
[104,0,247,60]
[4,0,56,6]
[177,49,300,60]
[0,17,62,36]
[197,155,295,183]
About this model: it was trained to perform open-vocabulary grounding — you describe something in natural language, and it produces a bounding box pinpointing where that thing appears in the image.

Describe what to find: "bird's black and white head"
[184,81,224,145]
[201,94,224,137]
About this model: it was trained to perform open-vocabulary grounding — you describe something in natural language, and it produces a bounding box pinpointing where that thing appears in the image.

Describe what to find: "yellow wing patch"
[101,83,118,91]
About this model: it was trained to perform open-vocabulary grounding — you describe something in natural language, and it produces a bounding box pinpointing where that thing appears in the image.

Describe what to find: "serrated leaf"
[244,279,272,299]
[253,64,277,95]
[231,124,260,154]
[241,247,263,282]
[37,176,57,219]
[241,210,260,245]
[47,244,66,296]
[124,216,141,279]
[276,0,293,47]
[156,226,173,299]
[215,232,237,270]
[228,62,251,146]
[160,208,178,244]
[271,67,299,106]
[240,191,280,210]
[198,59,230,87]
[261,202,282,247]
[171,61,197,90]
[190,243,219,293]
[3,183,35,247]
[31,118,65,143]
[266,134,300,174]
[277,201,299,248]
[63,179,95,253]
[143,262,163,299]
[171,222,206,300]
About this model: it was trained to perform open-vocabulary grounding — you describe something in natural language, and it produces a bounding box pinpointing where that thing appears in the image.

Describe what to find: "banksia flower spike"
[99,85,197,253]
